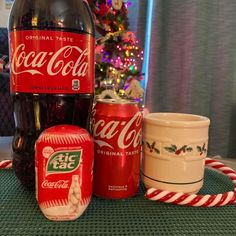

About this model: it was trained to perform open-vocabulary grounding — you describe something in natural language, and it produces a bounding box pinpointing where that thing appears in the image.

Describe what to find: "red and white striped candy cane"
[145,157,236,207]
[0,160,12,169]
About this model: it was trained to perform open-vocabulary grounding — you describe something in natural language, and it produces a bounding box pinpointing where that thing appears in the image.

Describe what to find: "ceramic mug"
[142,113,210,194]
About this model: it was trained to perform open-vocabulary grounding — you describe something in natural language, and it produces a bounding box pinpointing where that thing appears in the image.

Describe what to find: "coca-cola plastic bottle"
[8,0,95,189]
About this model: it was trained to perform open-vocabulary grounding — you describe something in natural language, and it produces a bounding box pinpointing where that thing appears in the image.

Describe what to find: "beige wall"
[0,0,12,27]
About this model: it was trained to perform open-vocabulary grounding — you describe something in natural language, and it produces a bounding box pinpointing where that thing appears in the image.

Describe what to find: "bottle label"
[9,30,95,94]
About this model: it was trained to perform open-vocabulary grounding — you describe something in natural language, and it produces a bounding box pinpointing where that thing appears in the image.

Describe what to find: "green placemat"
[0,168,236,236]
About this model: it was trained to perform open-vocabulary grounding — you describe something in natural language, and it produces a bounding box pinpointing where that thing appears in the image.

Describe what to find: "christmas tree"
[88,0,144,102]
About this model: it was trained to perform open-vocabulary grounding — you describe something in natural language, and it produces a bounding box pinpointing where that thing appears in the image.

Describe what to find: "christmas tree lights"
[88,0,144,101]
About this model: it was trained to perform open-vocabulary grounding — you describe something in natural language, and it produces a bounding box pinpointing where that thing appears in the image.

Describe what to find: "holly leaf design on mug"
[164,144,177,153]
[146,141,151,149]
[151,141,156,149]
[186,147,193,152]
[197,143,207,155]
[146,141,160,154]
[165,145,193,155]
[154,148,160,154]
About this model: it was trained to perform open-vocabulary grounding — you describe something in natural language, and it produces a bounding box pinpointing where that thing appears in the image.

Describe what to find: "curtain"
[128,1,147,58]
[145,0,236,158]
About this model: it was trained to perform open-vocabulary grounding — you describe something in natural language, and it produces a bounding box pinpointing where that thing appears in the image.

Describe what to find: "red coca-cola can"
[91,99,142,199]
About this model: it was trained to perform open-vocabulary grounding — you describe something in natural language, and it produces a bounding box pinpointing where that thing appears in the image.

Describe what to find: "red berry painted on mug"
[176,149,182,155]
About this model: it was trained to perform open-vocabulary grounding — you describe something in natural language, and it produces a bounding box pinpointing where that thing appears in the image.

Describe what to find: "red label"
[9,30,95,94]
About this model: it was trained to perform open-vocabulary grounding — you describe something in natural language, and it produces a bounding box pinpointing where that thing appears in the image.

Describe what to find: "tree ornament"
[125,79,144,99]
[121,31,135,43]
[96,3,110,16]
[98,89,121,99]
[112,0,123,10]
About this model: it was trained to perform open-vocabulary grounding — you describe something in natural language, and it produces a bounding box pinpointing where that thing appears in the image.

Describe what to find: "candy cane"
[0,160,12,169]
[145,157,236,207]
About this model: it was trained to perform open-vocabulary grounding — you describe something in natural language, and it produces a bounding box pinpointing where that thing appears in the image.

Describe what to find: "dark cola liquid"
[9,0,95,189]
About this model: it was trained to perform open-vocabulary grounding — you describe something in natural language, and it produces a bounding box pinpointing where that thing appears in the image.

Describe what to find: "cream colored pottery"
[142,113,210,194]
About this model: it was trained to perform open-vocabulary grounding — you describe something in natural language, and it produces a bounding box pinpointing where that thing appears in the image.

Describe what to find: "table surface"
[1,165,236,234]
[1,137,236,235]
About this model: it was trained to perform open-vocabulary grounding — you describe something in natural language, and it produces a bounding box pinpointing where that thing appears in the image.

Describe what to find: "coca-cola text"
[12,44,89,77]
[42,180,69,189]
[92,110,142,150]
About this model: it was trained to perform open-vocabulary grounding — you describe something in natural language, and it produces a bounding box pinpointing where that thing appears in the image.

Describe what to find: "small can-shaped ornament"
[35,125,94,221]
[91,99,142,199]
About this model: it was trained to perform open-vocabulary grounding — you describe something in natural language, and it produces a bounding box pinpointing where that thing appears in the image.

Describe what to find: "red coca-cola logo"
[12,44,89,78]
[92,110,142,150]
[42,180,69,189]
